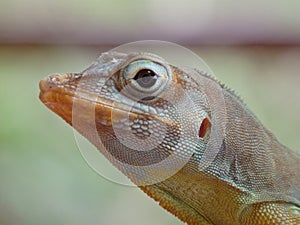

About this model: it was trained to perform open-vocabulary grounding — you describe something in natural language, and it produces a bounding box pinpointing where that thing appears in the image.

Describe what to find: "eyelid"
[124,60,168,80]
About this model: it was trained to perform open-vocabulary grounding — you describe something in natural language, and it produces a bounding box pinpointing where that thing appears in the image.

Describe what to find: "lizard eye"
[133,69,158,88]
[121,59,171,101]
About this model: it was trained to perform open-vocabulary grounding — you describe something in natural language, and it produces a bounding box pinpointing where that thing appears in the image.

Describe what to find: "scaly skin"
[39,51,300,225]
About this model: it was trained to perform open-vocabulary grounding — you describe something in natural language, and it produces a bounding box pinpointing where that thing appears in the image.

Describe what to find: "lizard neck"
[219,89,300,204]
[140,88,300,224]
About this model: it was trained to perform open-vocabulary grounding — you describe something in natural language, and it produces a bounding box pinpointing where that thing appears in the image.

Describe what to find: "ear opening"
[198,117,211,138]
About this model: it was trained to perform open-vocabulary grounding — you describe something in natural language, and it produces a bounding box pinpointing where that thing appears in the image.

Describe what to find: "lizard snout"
[39,73,75,93]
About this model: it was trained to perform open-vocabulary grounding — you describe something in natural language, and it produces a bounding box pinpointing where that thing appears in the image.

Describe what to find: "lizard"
[39,51,300,225]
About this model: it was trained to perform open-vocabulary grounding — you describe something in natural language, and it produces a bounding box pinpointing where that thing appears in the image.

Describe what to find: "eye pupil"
[133,69,158,88]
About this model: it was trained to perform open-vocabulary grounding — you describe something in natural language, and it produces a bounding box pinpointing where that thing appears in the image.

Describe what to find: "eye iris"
[133,69,158,88]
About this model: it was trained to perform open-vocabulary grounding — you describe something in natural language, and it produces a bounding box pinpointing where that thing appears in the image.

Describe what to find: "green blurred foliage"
[0,45,299,225]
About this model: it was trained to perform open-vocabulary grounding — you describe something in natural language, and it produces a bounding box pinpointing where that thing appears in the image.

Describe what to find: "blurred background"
[0,1,299,225]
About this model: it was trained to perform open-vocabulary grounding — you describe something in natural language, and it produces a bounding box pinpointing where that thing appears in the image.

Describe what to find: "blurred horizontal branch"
[0,0,300,45]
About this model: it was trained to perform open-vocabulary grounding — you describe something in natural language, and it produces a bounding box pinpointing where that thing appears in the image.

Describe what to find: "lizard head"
[39,51,225,185]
